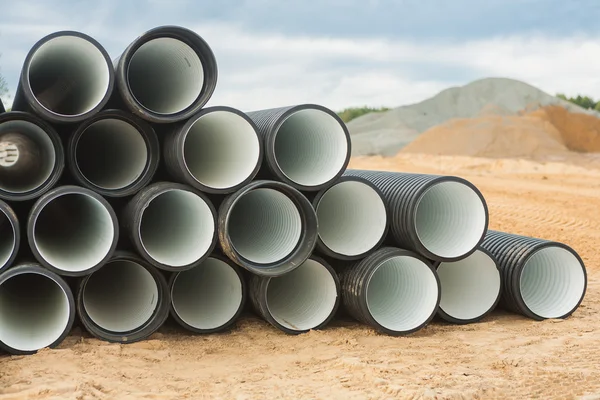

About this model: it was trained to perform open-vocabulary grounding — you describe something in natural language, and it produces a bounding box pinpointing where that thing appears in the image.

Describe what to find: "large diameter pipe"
[0,200,19,272]
[12,31,114,123]
[344,170,489,262]
[122,182,217,271]
[312,176,388,260]
[249,256,340,334]
[433,248,501,324]
[77,251,170,343]
[218,180,318,276]
[339,247,440,335]
[246,105,351,191]
[68,109,159,197]
[28,185,119,276]
[0,112,64,201]
[0,263,75,355]
[481,230,587,320]
[164,106,262,194]
[170,254,245,333]
[114,25,217,123]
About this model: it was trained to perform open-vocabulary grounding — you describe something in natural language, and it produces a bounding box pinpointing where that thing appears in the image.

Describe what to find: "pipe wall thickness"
[0,200,20,273]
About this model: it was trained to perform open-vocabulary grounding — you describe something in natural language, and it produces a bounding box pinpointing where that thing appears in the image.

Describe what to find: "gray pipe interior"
[228,188,302,264]
[82,260,159,333]
[171,257,243,330]
[75,118,148,190]
[28,35,111,117]
[33,193,115,273]
[0,209,16,268]
[0,120,56,193]
[0,271,70,352]
[127,38,204,115]
[183,111,261,190]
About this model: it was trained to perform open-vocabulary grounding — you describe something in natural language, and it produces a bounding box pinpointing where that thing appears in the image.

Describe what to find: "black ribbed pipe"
[344,170,489,262]
[163,106,262,194]
[121,182,217,271]
[246,104,351,191]
[0,200,19,273]
[433,248,501,324]
[12,31,114,123]
[218,180,318,276]
[28,185,119,277]
[67,109,159,197]
[0,112,64,201]
[77,251,170,343]
[312,176,388,260]
[481,230,587,320]
[339,247,440,336]
[169,254,246,333]
[113,25,217,123]
[249,256,340,334]
[0,263,75,355]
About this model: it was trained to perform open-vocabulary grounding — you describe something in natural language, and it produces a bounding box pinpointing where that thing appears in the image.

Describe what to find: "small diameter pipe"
[249,256,340,334]
[68,109,159,197]
[0,200,19,272]
[114,25,217,123]
[122,182,217,271]
[28,185,119,277]
[164,106,262,194]
[12,31,114,123]
[170,254,245,333]
[312,176,388,260]
[481,230,587,320]
[77,251,170,343]
[246,104,351,191]
[344,170,489,262]
[0,112,64,201]
[0,263,75,355]
[339,247,440,335]
[218,180,318,276]
[433,248,501,324]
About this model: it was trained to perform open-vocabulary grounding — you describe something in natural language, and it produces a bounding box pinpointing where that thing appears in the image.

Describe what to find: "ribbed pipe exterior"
[0,199,20,273]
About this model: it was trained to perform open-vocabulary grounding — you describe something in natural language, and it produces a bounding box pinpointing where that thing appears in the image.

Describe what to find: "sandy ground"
[1,153,600,400]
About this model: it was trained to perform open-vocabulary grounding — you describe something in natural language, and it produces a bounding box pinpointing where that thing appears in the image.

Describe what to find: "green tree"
[337,106,390,123]
[556,93,598,110]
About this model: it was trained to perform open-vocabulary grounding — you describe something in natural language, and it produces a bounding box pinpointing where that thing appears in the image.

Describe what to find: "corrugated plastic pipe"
[246,104,351,191]
[249,256,340,334]
[481,230,587,320]
[114,25,217,123]
[12,31,114,123]
[170,254,245,333]
[68,109,159,197]
[0,263,75,355]
[433,248,501,324]
[339,247,440,335]
[0,200,19,272]
[0,112,64,201]
[28,186,119,277]
[77,251,170,343]
[164,106,262,194]
[218,180,318,276]
[344,170,489,262]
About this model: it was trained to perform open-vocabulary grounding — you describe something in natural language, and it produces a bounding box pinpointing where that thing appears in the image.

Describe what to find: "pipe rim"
[0,201,19,273]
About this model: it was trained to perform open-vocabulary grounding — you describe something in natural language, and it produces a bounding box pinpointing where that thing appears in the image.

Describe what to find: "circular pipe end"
[0,201,19,272]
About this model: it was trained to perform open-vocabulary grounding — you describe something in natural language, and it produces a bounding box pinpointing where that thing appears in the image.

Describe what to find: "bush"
[337,106,390,123]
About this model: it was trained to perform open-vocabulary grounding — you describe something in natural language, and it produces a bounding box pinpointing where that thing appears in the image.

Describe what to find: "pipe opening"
[171,257,243,330]
[83,260,159,333]
[28,35,110,117]
[266,259,337,331]
[0,272,70,352]
[127,38,204,115]
[415,181,486,259]
[0,120,56,194]
[183,111,260,190]
[75,119,148,190]
[139,189,214,267]
[437,250,501,321]
[0,208,16,268]
[33,193,115,273]
[316,180,386,256]
[520,246,586,318]
[366,255,438,332]
[274,109,348,187]
[228,188,302,264]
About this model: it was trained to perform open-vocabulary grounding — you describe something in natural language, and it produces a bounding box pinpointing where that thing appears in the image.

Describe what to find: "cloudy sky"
[0,0,598,111]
